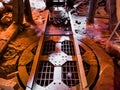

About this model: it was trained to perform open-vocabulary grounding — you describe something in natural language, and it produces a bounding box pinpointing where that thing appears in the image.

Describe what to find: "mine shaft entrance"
[25,7,89,90]
[22,4,101,89]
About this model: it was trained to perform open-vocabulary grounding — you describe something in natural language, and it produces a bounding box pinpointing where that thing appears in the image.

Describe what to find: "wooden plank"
[107,0,117,29]
[12,0,19,24]
[24,0,35,24]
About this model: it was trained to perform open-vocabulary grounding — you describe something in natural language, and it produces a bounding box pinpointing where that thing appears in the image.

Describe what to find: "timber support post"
[107,0,117,30]
[87,0,98,24]
[12,0,35,25]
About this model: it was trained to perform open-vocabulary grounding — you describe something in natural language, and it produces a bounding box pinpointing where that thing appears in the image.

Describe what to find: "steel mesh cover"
[61,40,75,55]
[36,61,54,87]
[62,61,79,87]
[42,40,56,55]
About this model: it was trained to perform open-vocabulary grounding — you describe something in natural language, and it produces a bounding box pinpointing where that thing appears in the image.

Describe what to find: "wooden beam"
[107,0,117,29]
[24,0,35,24]
[87,0,97,24]
[12,0,24,24]
[116,0,120,21]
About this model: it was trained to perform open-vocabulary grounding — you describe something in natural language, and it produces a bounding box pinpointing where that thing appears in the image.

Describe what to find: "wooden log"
[87,0,98,24]
[106,0,117,29]
[24,0,35,24]
[12,0,24,24]
[116,0,120,21]
[18,0,24,24]
[12,0,18,23]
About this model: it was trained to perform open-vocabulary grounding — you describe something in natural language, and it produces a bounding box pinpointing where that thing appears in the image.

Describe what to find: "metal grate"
[26,60,33,75]
[61,40,75,55]
[36,61,54,87]
[42,40,56,55]
[83,61,90,76]
[62,61,79,87]
[79,45,86,55]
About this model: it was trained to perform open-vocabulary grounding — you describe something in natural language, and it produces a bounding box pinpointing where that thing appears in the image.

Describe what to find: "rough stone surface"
[1,12,12,25]
[0,56,18,78]
[0,77,19,90]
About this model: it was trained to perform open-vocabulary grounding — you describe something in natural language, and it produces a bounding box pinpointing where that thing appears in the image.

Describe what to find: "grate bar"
[62,61,79,87]
[36,61,54,87]
[42,40,56,55]
[61,40,75,55]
